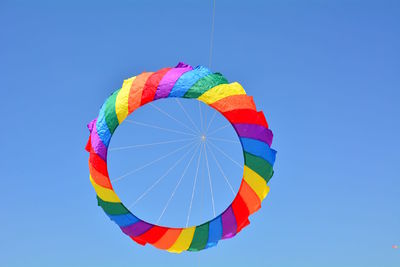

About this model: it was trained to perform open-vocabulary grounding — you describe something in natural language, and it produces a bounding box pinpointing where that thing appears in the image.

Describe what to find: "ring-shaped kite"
[85,62,277,253]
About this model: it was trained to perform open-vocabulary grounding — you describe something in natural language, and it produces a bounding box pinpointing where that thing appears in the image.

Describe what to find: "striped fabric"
[85,62,277,253]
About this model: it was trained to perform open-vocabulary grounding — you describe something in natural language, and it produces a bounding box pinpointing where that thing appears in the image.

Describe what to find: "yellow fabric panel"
[243,166,270,201]
[90,175,121,203]
[116,76,136,123]
[167,227,196,253]
[197,82,246,104]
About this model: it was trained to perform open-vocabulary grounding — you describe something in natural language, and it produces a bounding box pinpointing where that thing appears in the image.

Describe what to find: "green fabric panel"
[244,152,274,183]
[104,89,120,134]
[188,222,209,251]
[183,73,228,99]
[97,196,130,215]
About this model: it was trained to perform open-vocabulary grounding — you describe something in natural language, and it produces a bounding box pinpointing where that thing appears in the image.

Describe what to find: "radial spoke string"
[198,101,204,133]
[204,142,216,217]
[207,144,235,195]
[205,110,217,133]
[128,144,198,209]
[208,123,230,136]
[157,143,201,224]
[204,104,207,134]
[186,143,203,227]
[109,138,196,151]
[208,136,240,144]
[208,140,243,169]
[125,119,196,136]
[175,98,201,134]
[112,141,196,183]
[149,103,198,134]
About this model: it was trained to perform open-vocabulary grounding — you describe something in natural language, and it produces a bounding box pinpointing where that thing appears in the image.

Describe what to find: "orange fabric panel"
[152,228,182,250]
[88,160,112,189]
[238,179,261,215]
[128,72,153,113]
[210,95,256,113]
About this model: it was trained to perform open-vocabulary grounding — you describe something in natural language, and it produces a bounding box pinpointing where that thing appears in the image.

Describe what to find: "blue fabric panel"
[108,213,140,227]
[96,103,112,147]
[240,137,277,166]
[168,65,212,97]
[205,215,223,248]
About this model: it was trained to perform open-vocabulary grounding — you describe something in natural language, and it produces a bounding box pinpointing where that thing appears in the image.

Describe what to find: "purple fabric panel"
[120,221,153,237]
[154,62,193,100]
[87,119,95,132]
[221,206,237,239]
[233,123,273,146]
[89,119,107,161]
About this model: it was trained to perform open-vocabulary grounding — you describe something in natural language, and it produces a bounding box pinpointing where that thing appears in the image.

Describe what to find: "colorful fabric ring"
[85,62,276,253]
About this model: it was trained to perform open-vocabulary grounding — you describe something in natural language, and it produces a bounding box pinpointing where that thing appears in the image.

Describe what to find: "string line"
[157,143,201,224]
[125,119,196,136]
[186,144,203,227]
[128,144,198,209]
[204,142,216,216]
[208,140,243,169]
[175,98,201,134]
[208,145,235,195]
[109,138,196,151]
[112,141,196,183]
[149,103,198,134]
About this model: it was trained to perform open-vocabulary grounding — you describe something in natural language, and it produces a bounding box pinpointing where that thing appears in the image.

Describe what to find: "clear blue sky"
[1,0,399,266]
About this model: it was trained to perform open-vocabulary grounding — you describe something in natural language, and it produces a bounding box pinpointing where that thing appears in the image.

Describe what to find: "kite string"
[203,0,217,137]
[198,101,204,133]
[208,145,235,195]
[208,123,230,136]
[208,140,243,169]
[175,98,201,134]
[186,144,203,227]
[157,143,201,224]
[208,0,216,69]
[208,136,240,144]
[125,119,196,136]
[112,141,195,183]
[128,144,198,209]
[149,103,198,134]
[204,142,216,217]
[205,110,217,133]
[109,138,196,151]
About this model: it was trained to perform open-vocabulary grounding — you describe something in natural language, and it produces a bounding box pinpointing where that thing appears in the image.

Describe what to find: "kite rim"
[86,62,276,253]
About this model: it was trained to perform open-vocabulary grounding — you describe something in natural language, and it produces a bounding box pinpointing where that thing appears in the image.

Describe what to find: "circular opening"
[108,98,244,228]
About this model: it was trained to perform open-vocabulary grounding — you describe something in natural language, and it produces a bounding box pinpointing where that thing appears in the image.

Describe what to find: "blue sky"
[1,0,399,266]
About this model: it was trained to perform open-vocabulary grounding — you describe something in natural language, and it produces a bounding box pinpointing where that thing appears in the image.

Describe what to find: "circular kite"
[85,62,276,253]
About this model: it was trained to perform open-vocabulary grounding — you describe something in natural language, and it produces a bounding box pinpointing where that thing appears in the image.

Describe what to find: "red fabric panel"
[89,152,108,178]
[223,109,269,128]
[89,161,112,189]
[85,136,92,152]
[130,236,146,246]
[231,192,251,233]
[132,226,168,246]
[140,68,171,105]
[128,72,153,113]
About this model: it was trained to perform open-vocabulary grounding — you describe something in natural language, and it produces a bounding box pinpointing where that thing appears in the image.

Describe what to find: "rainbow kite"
[85,62,276,253]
